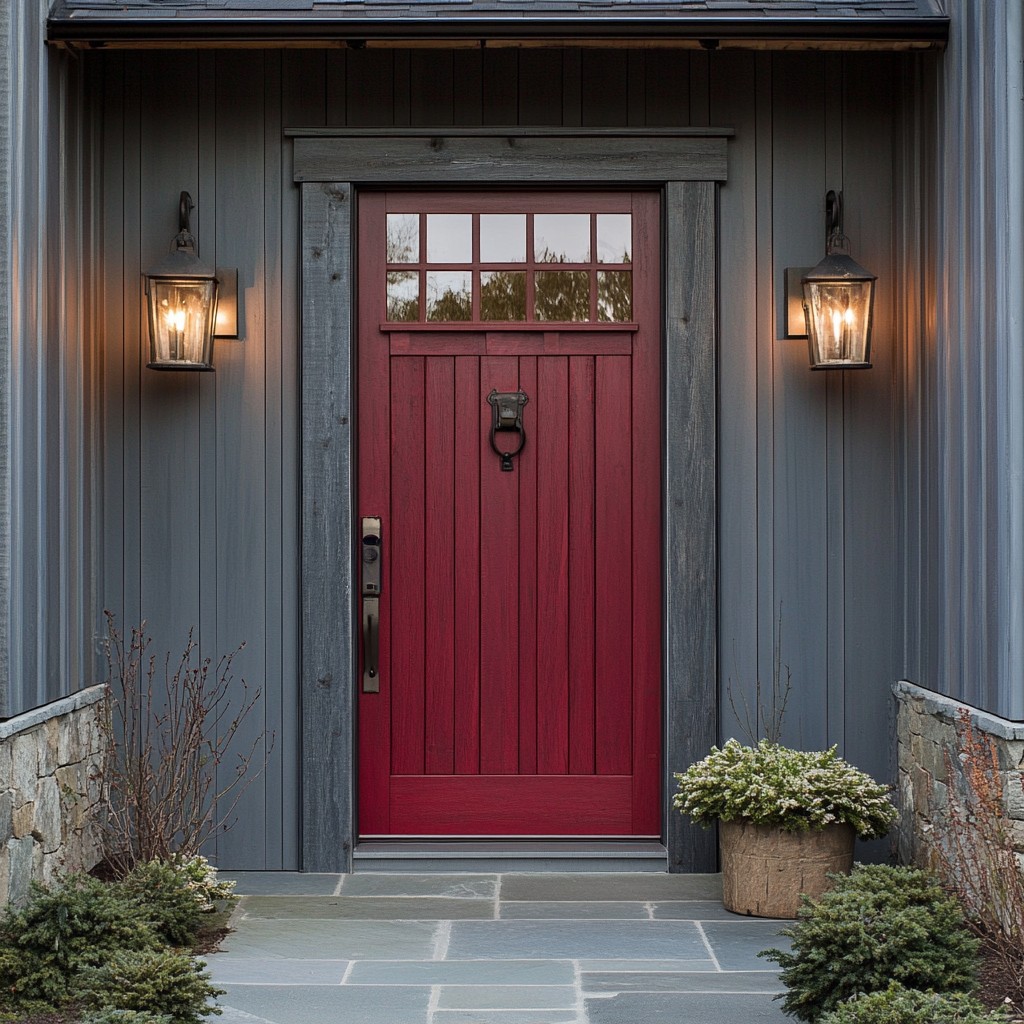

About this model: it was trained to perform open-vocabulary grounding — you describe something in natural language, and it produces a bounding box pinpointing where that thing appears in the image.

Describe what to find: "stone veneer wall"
[894,680,1024,868]
[0,686,106,903]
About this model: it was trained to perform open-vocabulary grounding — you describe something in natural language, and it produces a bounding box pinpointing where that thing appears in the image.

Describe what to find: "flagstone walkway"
[209,872,790,1024]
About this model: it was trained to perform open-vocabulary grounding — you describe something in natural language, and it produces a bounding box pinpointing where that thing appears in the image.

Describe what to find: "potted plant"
[674,739,898,918]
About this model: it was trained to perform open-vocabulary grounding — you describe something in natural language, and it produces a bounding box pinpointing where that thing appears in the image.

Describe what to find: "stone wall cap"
[894,680,1024,741]
[0,685,106,743]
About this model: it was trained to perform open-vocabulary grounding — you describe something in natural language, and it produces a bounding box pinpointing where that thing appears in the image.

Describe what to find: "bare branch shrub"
[935,709,1024,1007]
[727,608,793,745]
[100,612,272,875]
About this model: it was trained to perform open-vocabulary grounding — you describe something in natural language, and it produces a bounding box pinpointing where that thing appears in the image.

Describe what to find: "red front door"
[357,191,661,836]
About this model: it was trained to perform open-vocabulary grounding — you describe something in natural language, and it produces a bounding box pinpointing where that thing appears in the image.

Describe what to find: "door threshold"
[352,839,668,873]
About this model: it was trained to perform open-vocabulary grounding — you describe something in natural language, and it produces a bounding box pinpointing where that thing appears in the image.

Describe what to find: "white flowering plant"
[173,854,238,911]
[673,739,898,839]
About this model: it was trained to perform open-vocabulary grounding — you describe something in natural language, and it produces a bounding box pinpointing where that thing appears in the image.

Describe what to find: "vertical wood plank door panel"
[357,191,661,836]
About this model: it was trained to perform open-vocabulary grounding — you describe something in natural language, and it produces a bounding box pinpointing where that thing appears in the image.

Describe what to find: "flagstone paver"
[210,872,791,1024]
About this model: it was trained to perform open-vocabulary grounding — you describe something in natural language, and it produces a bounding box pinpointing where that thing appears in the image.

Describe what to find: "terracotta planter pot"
[719,819,855,919]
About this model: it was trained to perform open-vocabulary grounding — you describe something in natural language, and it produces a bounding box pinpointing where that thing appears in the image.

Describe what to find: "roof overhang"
[47,7,949,51]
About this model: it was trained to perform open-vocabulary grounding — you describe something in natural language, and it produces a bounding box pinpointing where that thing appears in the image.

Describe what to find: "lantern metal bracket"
[824,188,851,256]
[176,191,238,339]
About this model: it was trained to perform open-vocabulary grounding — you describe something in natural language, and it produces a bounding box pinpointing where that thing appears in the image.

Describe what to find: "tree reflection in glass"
[481,271,526,321]
[386,213,419,264]
[387,271,419,321]
[535,271,590,321]
[598,271,632,322]
[427,271,472,321]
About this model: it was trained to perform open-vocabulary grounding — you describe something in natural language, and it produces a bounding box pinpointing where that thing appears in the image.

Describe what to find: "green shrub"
[761,864,980,1022]
[75,950,223,1024]
[819,984,1010,1024]
[120,860,206,946]
[0,876,160,1005]
[80,1011,174,1024]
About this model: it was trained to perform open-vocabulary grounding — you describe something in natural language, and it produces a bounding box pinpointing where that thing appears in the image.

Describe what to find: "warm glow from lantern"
[164,305,187,333]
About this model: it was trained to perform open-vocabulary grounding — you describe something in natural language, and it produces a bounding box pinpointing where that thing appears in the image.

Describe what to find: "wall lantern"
[144,192,237,371]
[800,190,876,371]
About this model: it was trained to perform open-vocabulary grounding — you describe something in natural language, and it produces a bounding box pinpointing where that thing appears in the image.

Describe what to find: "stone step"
[352,840,668,873]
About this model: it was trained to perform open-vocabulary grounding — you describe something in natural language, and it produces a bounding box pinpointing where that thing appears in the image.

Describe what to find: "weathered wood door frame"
[294,128,728,872]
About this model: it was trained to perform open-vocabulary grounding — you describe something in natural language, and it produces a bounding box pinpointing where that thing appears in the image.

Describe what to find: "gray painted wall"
[1,0,99,718]
[898,0,1024,721]
[91,48,901,869]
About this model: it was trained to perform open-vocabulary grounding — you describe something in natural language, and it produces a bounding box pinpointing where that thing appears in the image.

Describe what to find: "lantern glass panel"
[802,279,874,367]
[148,278,218,368]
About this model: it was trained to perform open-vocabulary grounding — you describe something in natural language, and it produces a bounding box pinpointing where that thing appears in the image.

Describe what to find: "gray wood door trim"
[298,131,723,873]
[664,180,718,872]
[293,133,730,184]
[300,182,356,873]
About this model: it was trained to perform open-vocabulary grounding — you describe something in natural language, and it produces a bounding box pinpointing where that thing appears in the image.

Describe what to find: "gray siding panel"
[2,0,98,717]
[900,3,1024,721]
[93,48,903,865]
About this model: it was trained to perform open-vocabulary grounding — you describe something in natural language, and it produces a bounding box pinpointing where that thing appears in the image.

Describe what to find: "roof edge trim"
[46,14,950,49]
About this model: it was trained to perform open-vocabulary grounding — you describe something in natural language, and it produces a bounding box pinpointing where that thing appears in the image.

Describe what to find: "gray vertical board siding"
[518,50,563,126]
[138,51,203,672]
[711,52,759,744]
[644,51,690,128]
[300,181,355,872]
[581,48,628,127]
[899,2,1024,720]
[0,0,10,715]
[410,50,455,126]
[841,54,899,782]
[196,51,219,860]
[770,55,829,752]
[8,0,37,712]
[753,53,776,743]
[9,0,44,712]
[822,56,845,752]
[346,50,395,127]
[100,54,127,640]
[561,48,582,126]
[665,180,717,873]
[85,47,912,865]
[263,51,296,869]
[213,51,271,869]
[3,1,98,715]
[453,51,484,127]
[482,49,518,126]
[325,50,346,126]
[280,49,326,868]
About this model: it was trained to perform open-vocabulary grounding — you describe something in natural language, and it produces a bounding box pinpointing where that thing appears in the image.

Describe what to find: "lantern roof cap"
[802,250,877,284]
[146,231,218,281]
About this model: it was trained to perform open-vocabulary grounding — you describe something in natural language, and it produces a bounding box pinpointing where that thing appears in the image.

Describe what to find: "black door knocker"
[487,389,529,472]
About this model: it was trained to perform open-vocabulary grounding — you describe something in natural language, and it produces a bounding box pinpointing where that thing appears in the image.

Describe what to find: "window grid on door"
[385,210,633,325]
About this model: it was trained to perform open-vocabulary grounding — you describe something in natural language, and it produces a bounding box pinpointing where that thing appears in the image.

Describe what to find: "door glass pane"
[481,271,526,321]
[427,271,472,321]
[534,214,590,263]
[386,213,419,264]
[598,271,632,322]
[387,271,419,321]
[597,214,632,264]
[480,214,526,263]
[427,214,472,263]
[535,271,590,321]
